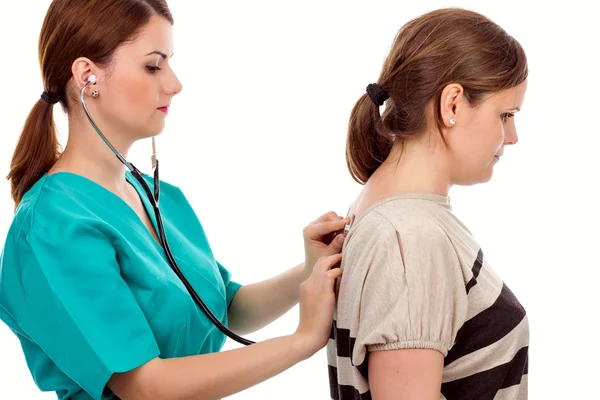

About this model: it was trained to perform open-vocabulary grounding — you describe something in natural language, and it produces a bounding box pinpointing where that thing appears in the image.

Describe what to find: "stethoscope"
[80,75,258,345]
[80,75,356,347]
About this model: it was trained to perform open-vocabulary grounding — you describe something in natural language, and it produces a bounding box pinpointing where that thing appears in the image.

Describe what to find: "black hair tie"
[366,83,389,106]
[40,91,60,105]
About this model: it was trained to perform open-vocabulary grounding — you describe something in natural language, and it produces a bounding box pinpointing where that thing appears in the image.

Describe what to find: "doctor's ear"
[71,57,102,93]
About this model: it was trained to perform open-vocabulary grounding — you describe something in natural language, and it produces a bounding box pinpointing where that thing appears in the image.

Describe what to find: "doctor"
[0,1,348,399]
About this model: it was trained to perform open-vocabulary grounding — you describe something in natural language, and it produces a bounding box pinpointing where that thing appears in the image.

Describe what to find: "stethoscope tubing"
[80,81,255,346]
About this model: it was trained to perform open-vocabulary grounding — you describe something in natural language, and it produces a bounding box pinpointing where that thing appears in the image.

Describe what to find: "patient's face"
[445,80,527,186]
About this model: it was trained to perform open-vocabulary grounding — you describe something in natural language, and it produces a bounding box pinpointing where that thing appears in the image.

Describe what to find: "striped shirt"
[327,193,528,400]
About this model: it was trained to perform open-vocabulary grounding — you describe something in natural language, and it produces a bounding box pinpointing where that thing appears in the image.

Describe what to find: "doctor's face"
[95,15,183,140]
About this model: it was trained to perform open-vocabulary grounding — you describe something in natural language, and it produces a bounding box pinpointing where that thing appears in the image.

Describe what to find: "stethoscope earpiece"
[87,74,97,84]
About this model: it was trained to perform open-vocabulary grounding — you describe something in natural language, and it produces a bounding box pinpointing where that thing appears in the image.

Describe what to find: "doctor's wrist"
[290,332,320,361]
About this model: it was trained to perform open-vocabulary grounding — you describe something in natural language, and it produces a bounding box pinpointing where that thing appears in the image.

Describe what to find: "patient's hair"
[346,8,528,184]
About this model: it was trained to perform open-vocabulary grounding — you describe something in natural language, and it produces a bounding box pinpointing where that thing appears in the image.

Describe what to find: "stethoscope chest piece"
[343,214,356,235]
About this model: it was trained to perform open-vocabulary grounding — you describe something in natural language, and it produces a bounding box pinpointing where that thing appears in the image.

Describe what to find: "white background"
[0,1,598,399]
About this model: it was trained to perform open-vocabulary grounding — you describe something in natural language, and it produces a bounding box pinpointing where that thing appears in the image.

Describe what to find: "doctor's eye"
[501,112,515,122]
[146,65,162,74]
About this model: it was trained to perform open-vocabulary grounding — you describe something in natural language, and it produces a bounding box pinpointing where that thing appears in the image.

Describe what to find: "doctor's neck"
[49,111,136,194]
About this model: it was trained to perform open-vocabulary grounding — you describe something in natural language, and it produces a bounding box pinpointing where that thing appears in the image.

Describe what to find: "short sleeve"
[216,261,242,307]
[17,222,160,400]
[352,218,468,365]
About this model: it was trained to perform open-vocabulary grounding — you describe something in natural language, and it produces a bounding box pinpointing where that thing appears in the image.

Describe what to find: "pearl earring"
[449,118,456,125]
[92,90,99,98]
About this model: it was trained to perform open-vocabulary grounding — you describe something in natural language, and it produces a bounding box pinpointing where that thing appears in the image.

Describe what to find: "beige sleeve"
[353,214,468,359]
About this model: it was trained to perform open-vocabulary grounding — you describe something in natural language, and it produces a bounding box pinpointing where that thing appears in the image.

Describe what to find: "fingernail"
[338,235,346,243]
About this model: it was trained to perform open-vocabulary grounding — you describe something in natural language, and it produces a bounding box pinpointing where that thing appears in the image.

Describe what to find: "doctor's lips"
[157,105,170,113]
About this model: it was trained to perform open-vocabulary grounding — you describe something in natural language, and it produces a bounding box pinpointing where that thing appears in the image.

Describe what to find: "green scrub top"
[0,171,242,400]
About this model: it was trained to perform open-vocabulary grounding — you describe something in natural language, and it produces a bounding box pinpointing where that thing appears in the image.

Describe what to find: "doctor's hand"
[294,253,343,358]
[303,211,350,278]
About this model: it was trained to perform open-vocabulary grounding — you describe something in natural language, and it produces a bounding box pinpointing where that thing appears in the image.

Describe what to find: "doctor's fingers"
[310,211,344,224]
[311,254,343,283]
[328,232,346,254]
[304,218,350,241]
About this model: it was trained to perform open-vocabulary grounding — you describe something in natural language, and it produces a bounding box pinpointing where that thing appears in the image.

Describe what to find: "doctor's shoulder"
[6,173,120,256]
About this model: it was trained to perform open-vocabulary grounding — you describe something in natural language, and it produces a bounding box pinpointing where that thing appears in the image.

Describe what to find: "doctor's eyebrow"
[144,51,174,59]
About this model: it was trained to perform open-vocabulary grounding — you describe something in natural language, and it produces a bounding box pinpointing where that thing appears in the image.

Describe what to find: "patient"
[328,7,529,400]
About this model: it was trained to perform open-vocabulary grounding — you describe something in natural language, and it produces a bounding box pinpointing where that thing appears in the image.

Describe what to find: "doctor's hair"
[8,0,173,207]
[346,8,528,185]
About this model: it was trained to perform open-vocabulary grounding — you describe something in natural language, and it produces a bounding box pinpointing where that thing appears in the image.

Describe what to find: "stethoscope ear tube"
[80,79,255,346]
[131,167,256,346]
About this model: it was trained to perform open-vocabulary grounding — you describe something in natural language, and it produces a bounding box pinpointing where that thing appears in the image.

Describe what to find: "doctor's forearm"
[227,263,306,334]
[109,334,318,400]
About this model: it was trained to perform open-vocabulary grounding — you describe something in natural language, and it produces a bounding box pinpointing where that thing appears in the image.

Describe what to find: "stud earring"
[449,118,456,125]
[92,90,99,98]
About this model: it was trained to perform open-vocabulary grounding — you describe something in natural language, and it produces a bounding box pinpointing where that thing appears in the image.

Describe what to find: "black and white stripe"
[466,249,484,294]
[328,248,528,399]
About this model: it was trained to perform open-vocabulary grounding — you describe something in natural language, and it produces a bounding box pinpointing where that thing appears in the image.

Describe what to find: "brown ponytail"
[7,0,174,207]
[346,8,528,184]
[8,99,60,207]
[346,94,393,185]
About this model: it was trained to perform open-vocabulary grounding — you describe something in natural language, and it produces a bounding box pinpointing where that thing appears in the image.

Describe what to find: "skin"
[48,14,349,400]
[349,79,528,399]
